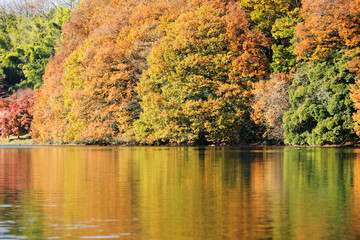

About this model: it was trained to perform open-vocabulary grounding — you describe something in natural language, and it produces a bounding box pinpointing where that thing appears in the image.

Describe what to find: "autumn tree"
[340,0,360,137]
[239,0,301,73]
[239,0,301,35]
[32,0,185,143]
[30,50,68,142]
[294,0,344,61]
[31,0,102,143]
[242,0,301,143]
[134,1,269,144]
[294,0,359,63]
[29,0,360,146]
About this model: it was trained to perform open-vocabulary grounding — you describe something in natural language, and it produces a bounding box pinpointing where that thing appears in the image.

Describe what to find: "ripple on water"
[79,236,120,239]
[0,236,28,239]
[0,205,13,208]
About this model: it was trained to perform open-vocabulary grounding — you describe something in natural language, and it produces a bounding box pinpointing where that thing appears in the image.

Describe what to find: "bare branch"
[1,0,79,15]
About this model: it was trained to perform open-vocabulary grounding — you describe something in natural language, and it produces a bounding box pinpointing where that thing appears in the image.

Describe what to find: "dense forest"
[0,0,359,146]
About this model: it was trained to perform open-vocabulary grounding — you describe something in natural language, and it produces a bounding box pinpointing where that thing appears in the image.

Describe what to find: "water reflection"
[0,146,358,239]
[282,148,354,239]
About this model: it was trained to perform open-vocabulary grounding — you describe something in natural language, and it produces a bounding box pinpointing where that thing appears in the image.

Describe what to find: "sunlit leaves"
[239,0,300,34]
[29,0,360,145]
[271,8,301,73]
[294,0,360,62]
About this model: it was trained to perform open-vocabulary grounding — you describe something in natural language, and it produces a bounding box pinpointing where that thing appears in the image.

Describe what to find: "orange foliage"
[295,0,360,61]
[226,2,270,81]
[295,0,339,60]
[31,51,68,142]
[294,0,360,138]
[339,0,360,136]
[31,0,101,143]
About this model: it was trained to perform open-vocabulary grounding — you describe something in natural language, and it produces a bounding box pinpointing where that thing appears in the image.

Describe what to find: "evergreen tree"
[283,56,356,145]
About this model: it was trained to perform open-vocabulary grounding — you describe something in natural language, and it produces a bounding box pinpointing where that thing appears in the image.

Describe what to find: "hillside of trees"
[1,0,360,146]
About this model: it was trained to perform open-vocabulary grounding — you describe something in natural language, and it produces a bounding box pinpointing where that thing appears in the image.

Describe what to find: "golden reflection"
[352,149,360,236]
[30,147,134,238]
[0,148,31,192]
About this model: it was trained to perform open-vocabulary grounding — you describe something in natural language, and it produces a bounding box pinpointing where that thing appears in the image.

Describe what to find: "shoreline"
[0,135,359,148]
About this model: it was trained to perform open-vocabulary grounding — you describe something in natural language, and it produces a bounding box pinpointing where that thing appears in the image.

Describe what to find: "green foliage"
[283,56,357,145]
[239,0,301,74]
[271,8,301,73]
[0,6,71,93]
[239,0,300,34]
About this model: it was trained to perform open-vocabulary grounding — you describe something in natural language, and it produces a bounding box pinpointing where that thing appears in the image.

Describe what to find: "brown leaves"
[251,73,291,140]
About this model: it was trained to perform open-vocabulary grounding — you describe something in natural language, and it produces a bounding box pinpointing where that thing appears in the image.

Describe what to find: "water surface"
[0,146,359,239]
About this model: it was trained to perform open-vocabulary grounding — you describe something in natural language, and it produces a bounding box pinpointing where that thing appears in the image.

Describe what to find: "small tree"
[251,73,291,142]
[0,88,34,138]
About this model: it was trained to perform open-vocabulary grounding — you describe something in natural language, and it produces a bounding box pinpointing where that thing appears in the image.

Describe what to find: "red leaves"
[0,89,34,138]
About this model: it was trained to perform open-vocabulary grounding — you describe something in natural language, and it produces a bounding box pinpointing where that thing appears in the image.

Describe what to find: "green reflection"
[275,147,354,239]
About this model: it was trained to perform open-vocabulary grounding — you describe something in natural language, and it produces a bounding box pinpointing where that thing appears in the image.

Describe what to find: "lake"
[0,146,359,239]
